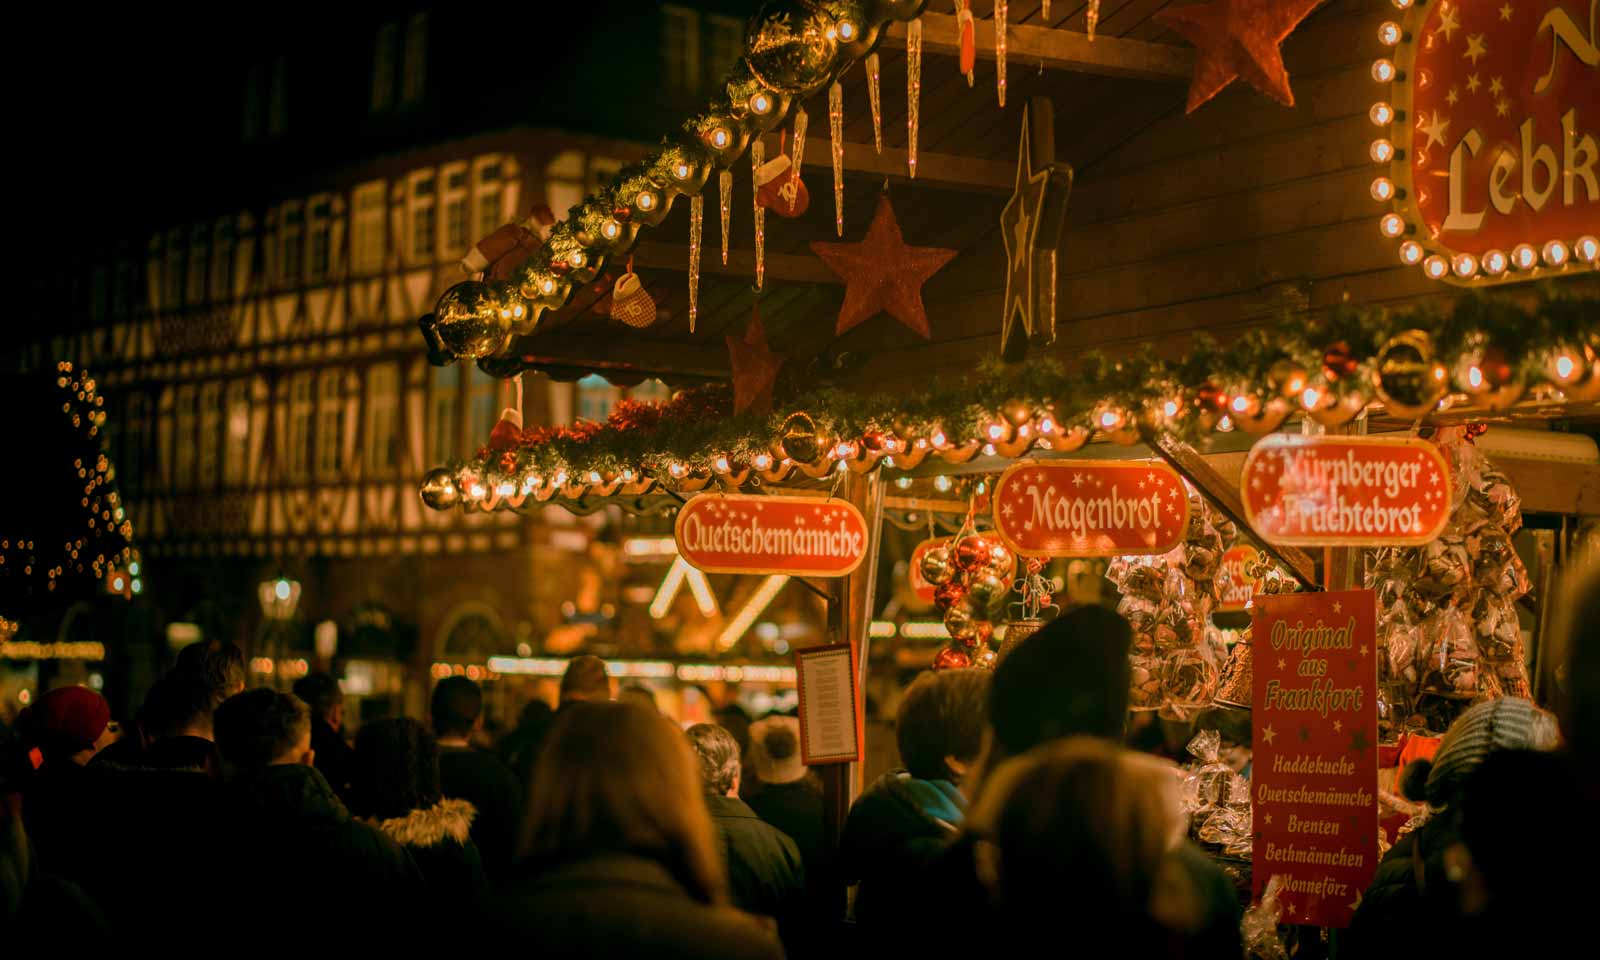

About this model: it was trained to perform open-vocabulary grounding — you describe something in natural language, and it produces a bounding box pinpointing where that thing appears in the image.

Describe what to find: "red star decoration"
[809,193,957,339]
[1155,0,1326,113]
[726,310,784,415]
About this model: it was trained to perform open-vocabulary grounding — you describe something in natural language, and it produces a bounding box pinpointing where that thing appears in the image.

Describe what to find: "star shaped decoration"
[1446,86,1459,105]
[1496,98,1510,117]
[1420,111,1452,149]
[1465,33,1487,64]
[1333,719,1343,732]
[811,193,957,339]
[1155,0,1327,113]
[1261,723,1278,745]
[1435,5,1460,41]
[1499,3,1514,21]
[726,311,785,415]
[999,103,1073,361]
[1359,644,1368,657]
[1263,812,1273,825]
[1350,727,1372,757]
[1489,76,1505,96]
[1332,600,1342,613]
[1467,72,1481,93]
[1278,658,1288,670]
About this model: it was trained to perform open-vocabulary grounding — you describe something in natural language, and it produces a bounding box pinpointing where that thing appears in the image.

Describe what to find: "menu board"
[1251,589,1379,928]
[795,644,862,765]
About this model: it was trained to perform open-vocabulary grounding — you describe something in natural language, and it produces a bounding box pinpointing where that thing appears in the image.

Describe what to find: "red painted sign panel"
[1242,436,1452,547]
[674,494,868,577]
[1217,545,1263,613]
[990,460,1190,557]
[1252,589,1380,929]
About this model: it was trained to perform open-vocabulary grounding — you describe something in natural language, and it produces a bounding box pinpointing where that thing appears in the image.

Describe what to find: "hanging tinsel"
[907,16,922,178]
[688,194,703,332]
[751,138,766,289]
[995,0,1007,107]
[1088,0,1100,40]
[865,52,883,154]
[830,81,845,237]
[718,169,731,266]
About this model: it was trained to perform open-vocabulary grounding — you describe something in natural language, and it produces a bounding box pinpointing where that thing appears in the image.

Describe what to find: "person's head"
[1546,557,1600,769]
[748,715,806,785]
[522,703,726,905]
[896,668,990,784]
[558,655,612,706]
[983,605,1133,777]
[173,639,247,713]
[1411,697,1559,807]
[214,689,313,769]
[517,698,555,729]
[142,672,218,740]
[618,685,658,712]
[685,723,742,797]
[970,738,1186,932]
[292,673,345,731]
[1453,747,1579,917]
[351,717,442,821]
[430,676,484,739]
[712,704,752,758]
[30,686,114,764]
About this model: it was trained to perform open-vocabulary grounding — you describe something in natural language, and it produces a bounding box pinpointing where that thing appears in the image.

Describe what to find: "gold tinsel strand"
[790,107,809,192]
[830,81,845,237]
[996,0,1007,107]
[689,194,703,332]
[866,52,882,153]
[1088,0,1100,40]
[907,17,922,179]
[751,138,766,289]
[719,169,732,266]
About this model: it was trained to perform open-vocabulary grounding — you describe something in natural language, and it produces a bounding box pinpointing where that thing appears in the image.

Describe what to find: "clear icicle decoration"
[1042,0,1050,20]
[1087,0,1100,40]
[866,53,882,154]
[996,1,1007,107]
[718,169,731,265]
[829,81,844,237]
[751,138,766,289]
[688,193,703,332]
[907,17,922,178]
[790,107,809,189]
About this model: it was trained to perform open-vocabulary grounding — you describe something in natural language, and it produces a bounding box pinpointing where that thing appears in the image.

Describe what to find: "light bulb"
[554,471,568,487]
[1371,139,1395,164]
[1380,213,1406,237]
[1576,236,1599,263]
[539,277,557,295]
[1378,21,1402,45]
[1370,102,1395,126]
[713,456,731,472]
[1512,244,1539,269]
[750,92,772,114]
[1217,415,1235,432]
[1452,253,1478,278]
[1555,354,1578,380]
[568,251,586,268]
[1544,240,1569,266]
[987,423,1005,440]
[637,191,657,211]
[1163,400,1180,418]
[1424,255,1449,279]
[1391,0,1412,8]
[497,482,515,497]
[1231,394,1251,413]
[1038,417,1056,434]
[587,471,602,485]
[669,462,686,478]
[753,454,772,470]
[934,475,953,492]
[1372,59,1396,82]
[1467,365,1485,388]
[710,128,730,149]
[930,430,947,447]
[838,20,856,40]
[1399,241,1424,264]
[621,468,635,482]
[982,443,996,456]
[1483,249,1508,275]
[1301,387,1322,410]
[601,219,621,239]
[1099,410,1122,430]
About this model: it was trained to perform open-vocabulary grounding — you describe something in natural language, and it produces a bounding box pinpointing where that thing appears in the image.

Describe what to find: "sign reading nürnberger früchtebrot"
[1242,436,1452,547]
[674,494,868,576]
[991,460,1190,557]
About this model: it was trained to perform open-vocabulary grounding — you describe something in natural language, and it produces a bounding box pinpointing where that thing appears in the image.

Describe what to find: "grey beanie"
[1424,697,1544,804]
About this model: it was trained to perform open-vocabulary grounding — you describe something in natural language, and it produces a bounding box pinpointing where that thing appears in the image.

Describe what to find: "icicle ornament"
[829,81,844,236]
[751,138,766,289]
[790,108,809,191]
[907,17,922,178]
[996,1,1007,107]
[865,53,882,153]
[1088,0,1100,41]
[1042,0,1050,20]
[688,194,703,332]
[719,169,731,266]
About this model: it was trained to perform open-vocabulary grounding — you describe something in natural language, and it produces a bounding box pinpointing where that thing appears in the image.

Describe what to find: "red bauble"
[1322,341,1359,381]
[970,621,995,647]
[955,537,994,571]
[934,581,969,610]
[1479,345,1514,387]
[1193,381,1228,414]
[932,645,973,670]
[612,206,634,222]
[861,431,889,452]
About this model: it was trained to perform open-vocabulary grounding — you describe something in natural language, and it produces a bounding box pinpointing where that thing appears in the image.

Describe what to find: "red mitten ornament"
[754,155,810,218]
[611,257,657,328]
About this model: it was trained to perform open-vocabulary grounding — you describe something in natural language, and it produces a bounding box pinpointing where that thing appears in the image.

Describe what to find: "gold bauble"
[432,281,513,360]
[419,469,461,511]
[1373,329,1448,420]
[780,411,824,463]
[1001,398,1033,427]
[746,0,840,94]
[1234,398,1290,435]
[1267,359,1310,400]
[943,604,979,641]
[966,572,1011,613]
[919,544,956,586]
[1307,389,1369,427]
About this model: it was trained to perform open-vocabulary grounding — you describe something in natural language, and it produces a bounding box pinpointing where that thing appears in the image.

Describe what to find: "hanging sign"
[1242,436,1451,547]
[794,643,863,765]
[990,460,1190,557]
[1377,0,1599,285]
[1217,544,1263,613]
[1251,589,1379,929]
[674,494,868,577]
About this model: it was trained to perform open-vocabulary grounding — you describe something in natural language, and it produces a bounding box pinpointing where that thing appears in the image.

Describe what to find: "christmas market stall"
[410,0,1599,940]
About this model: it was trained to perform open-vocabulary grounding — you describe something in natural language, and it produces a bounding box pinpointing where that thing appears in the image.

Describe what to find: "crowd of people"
[1,561,1595,955]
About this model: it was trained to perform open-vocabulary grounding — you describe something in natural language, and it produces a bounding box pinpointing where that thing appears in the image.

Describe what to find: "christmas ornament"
[995,0,1007,106]
[934,580,969,610]
[429,281,518,360]
[919,544,957,585]
[459,205,554,279]
[790,108,809,198]
[955,536,994,570]
[932,644,973,670]
[811,193,957,338]
[967,571,1010,612]
[829,81,845,236]
[751,139,767,289]
[982,541,1016,578]
[487,405,523,452]
[973,647,998,669]
[1456,338,1524,411]
[1322,341,1359,381]
[944,604,979,640]
[955,0,976,86]
[1155,0,1327,113]
[1373,329,1448,420]
[610,259,657,329]
[1086,0,1099,40]
[746,0,841,93]
[780,411,822,463]
[907,15,922,177]
[866,52,883,153]
[970,620,995,648]
[719,170,732,266]
[1000,102,1074,361]
[420,468,461,511]
[727,310,785,416]
[688,194,703,331]
[1001,398,1032,427]
[755,154,811,217]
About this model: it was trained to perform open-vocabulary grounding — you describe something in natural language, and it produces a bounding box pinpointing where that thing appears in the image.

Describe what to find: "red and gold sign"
[1377,0,1598,284]
[1252,589,1380,928]
[1242,436,1452,547]
[990,460,1190,557]
[1217,544,1263,613]
[674,494,868,577]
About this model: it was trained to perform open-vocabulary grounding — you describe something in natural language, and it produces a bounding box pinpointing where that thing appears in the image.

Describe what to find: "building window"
[628,379,672,405]
[308,198,332,282]
[317,371,343,477]
[225,380,250,487]
[661,5,700,99]
[351,181,387,273]
[198,381,222,489]
[112,260,133,319]
[430,365,460,463]
[403,13,429,104]
[188,226,209,304]
[365,363,400,474]
[545,151,586,226]
[242,63,265,142]
[467,366,498,451]
[122,393,147,494]
[475,160,504,238]
[443,164,469,256]
[372,22,398,113]
[163,230,184,311]
[175,385,198,489]
[268,56,289,137]
[280,203,304,285]
[410,172,437,263]
[705,14,743,87]
[577,374,619,423]
[288,372,314,479]
[90,266,109,325]
[212,220,235,301]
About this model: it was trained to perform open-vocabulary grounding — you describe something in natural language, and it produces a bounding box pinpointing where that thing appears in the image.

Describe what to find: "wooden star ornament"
[727,308,784,415]
[1000,100,1073,362]
[1156,0,1326,113]
[810,193,957,338]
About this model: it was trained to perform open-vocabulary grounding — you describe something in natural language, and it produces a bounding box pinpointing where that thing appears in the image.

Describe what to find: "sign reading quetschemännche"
[1252,589,1379,929]
[674,494,869,577]
[990,460,1190,557]
[1242,436,1452,547]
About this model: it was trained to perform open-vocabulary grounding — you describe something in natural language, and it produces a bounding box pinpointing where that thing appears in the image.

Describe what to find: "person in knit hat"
[1345,697,1559,957]
[744,715,835,937]
[20,686,117,891]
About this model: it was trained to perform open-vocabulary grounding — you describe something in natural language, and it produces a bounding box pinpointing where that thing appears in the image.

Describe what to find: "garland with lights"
[419,290,1600,511]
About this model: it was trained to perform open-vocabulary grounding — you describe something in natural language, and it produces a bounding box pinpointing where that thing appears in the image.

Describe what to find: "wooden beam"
[769,135,1015,193]
[507,332,729,380]
[882,12,1193,83]
[631,242,843,284]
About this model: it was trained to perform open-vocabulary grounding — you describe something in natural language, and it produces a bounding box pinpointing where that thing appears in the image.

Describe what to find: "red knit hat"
[34,686,111,753]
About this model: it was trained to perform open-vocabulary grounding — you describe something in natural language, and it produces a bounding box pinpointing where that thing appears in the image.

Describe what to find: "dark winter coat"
[365,797,488,906]
[438,745,522,883]
[19,759,102,889]
[310,718,357,801]
[706,794,806,946]
[839,770,966,931]
[1343,813,1462,958]
[748,777,846,934]
[483,853,783,960]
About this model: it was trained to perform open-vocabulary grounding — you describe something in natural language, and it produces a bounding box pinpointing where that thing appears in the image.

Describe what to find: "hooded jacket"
[365,797,487,905]
[839,769,966,930]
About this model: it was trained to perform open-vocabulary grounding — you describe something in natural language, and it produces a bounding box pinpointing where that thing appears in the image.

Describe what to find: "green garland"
[430,289,1600,507]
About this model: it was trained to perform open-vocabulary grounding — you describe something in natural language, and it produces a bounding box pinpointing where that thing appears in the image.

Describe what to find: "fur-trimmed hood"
[364,797,477,849]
